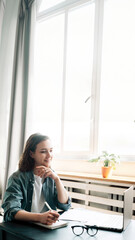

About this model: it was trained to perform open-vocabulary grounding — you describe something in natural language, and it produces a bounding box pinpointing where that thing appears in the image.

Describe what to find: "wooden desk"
[0,219,135,240]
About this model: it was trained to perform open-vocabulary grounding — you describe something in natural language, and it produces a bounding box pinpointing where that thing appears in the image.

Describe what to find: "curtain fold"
[0,0,36,198]
[0,0,6,199]
[0,0,6,46]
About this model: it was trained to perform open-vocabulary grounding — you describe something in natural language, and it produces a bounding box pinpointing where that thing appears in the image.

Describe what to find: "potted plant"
[89,151,120,178]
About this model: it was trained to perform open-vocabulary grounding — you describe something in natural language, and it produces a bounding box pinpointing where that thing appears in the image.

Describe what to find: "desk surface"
[0,219,135,240]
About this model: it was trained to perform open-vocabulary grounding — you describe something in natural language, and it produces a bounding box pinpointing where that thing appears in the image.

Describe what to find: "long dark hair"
[19,133,50,172]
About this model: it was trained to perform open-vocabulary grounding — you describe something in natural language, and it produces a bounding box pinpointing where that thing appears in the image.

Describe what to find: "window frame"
[35,0,135,162]
[36,0,103,159]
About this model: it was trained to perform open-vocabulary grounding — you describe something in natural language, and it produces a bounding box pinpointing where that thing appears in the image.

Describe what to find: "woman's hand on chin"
[34,166,59,181]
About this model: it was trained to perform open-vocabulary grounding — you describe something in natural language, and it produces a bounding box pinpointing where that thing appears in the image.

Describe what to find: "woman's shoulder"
[9,170,34,182]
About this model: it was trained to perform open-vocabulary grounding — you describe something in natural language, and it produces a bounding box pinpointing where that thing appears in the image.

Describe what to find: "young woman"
[2,133,71,225]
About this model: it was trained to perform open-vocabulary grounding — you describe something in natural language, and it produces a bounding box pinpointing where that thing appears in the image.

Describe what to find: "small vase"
[102,166,112,178]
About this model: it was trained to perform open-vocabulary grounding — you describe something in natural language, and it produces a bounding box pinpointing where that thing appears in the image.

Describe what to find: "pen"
[44,201,59,221]
[44,201,52,211]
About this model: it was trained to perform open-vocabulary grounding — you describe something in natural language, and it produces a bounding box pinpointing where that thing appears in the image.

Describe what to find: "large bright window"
[28,0,135,160]
[99,0,135,157]
[32,13,64,153]
[64,4,94,151]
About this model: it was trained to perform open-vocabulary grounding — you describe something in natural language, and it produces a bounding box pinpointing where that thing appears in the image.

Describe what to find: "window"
[28,0,135,161]
[32,13,64,153]
[99,0,135,158]
[63,4,94,151]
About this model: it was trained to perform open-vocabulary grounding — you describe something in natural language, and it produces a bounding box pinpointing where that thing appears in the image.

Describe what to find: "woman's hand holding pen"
[39,210,59,225]
[34,166,59,181]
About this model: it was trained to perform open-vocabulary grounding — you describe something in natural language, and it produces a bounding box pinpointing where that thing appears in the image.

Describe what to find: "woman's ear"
[30,150,34,158]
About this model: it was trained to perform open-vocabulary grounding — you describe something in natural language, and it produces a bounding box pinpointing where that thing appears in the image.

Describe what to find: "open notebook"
[60,186,133,232]
[33,220,68,230]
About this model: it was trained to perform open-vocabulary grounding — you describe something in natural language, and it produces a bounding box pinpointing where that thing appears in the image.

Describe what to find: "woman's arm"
[35,166,69,204]
[54,176,69,203]
[14,209,59,225]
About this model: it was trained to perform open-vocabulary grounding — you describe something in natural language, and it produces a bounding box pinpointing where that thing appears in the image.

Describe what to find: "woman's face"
[30,139,53,168]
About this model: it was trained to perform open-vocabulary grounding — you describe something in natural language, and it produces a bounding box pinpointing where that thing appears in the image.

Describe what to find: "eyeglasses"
[71,225,98,237]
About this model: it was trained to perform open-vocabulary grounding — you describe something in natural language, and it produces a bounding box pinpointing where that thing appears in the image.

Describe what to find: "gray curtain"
[0,0,36,198]
[0,0,6,199]
[0,0,6,45]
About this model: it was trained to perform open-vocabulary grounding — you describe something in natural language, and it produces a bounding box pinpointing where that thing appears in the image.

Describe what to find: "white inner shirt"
[31,175,45,213]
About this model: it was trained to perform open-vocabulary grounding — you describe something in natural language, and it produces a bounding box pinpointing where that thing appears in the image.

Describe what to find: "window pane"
[39,0,65,12]
[64,3,95,151]
[99,0,135,155]
[32,14,64,152]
